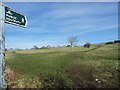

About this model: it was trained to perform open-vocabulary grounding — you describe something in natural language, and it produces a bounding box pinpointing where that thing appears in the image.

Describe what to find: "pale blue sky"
[4,2,118,49]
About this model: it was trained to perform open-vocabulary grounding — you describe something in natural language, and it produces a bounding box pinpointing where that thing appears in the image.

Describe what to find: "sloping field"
[5,43,119,88]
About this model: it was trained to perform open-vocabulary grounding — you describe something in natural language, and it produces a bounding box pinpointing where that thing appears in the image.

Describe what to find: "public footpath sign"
[0,1,27,89]
[5,6,27,27]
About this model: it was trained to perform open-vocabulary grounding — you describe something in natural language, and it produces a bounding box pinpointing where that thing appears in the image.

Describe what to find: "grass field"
[6,43,120,88]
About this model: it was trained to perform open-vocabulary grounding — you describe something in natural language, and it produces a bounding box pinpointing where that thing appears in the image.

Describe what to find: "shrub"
[84,43,91,48]
[105,42,115,45]
[33,45,39,49]
[67,45,71,47]
[114,40,120,43]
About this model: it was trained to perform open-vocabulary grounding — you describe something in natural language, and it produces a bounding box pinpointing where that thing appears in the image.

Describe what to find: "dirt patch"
[5,66,44,88]
[5,66,18,88]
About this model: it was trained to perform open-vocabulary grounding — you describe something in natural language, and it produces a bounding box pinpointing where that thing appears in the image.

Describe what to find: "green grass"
[6,43,119,88]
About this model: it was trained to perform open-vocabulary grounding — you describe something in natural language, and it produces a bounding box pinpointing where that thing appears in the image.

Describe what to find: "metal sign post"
[0,1,6,89]
[0,1,27,88]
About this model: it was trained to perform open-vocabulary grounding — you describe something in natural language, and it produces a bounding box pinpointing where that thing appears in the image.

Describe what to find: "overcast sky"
[4,2,118,49]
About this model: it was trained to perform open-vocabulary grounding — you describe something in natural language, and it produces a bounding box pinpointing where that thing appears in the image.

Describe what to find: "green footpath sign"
[5,6,27,27]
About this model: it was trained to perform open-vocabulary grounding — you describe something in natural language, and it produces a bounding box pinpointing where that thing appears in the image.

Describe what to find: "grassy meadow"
[5,43,119,88]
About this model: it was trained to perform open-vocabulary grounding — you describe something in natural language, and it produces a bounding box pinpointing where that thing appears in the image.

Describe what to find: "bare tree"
[68,35,79,47]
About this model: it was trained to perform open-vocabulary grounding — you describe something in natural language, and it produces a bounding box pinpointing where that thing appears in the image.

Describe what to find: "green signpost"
[5,6,27,27]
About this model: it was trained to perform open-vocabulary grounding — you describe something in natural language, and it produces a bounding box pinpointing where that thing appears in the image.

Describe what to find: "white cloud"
[41,3,117,19]
[79,25,118,35]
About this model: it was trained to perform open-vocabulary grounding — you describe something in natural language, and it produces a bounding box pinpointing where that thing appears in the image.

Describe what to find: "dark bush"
[84,43,91,48]
[33,45,39,49]
[105,41,115,45]
[67,45,71,47]
[114,40,120,43]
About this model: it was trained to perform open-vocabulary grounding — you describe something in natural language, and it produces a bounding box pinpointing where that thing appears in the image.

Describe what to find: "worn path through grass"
[6,43,119,88]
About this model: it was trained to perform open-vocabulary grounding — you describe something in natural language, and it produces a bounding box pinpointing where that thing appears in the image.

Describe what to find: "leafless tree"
[68,35,79,47]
